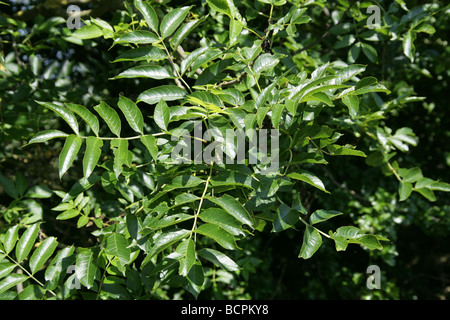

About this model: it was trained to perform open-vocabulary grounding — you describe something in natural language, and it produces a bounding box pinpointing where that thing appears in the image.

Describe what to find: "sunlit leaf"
[118,95,144,134]
[298,225,322,259]
[15,223,40,263]
[59,135,82,179]
[160,6,192,39]
[138,85,187,105]
[29,237,58,274]
[83,136,103,180]
[94,101,121,137]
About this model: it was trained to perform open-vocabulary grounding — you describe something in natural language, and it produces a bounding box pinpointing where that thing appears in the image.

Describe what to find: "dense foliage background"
[0,0,449,300]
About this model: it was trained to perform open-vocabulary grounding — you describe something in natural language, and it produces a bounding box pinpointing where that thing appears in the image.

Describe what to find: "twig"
[190,163,214,242]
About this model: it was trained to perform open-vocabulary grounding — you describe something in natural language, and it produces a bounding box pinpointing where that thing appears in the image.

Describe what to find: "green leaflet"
[0,262,16,279]
[140,135,158,161]
[197,248,239,272]
[180,46,209,75]
[2,225,20,255]
[341,95,359,118]
[110,139,130,178]
[113,65,174,81]
[137,85,187,105]
[44,246,75,284]
[331,226,386,251]
[114,30,159,44]
[271,104,285,128]
[253,53,280,74]
[272,203,298,232]
[229,18,243,46]
[117,95,144,134]
[186,260,204,299]
[403,30,416,62]
[56,208,79,220]
[59,135,82,179]
[154,98,171,131]
[174,193,200,206]
[287,170,329,193]
[24,185,52,199]
[187,50,223,77]
[337,77,390,99]
[105,233,131,264]
[334,226,364,239]
[0,173,18,199]
[164,175,204,190]
[160,6,192,39]
[0,274,29,295]
[206,194,255,228]
[75,247,100,289]
[65,103,100,136]
[194,223,238,250]
[399,181,413,201]
[147,229,190,259]
[36,101,79,135]
[28,130,69,145]
[15,173,27,197]
[135,0,159,33]
[326,144,366,157]
[361,42,378,63]
[73,24,103,39]
[255,82,276,110]
[206,0,241,20]
[176,239,196,276]
[83,136,103,180]
[15,223,40,263]
[29,237,58,274]
[309,209,343,225]
[170,18,205,50]
[94,101,121,137]
[199,208,245,236]
[332,235,348,251]
[149,213,194,230]
[298,225,322,259]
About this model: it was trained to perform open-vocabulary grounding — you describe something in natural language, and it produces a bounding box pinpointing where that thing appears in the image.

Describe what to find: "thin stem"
[96,258,112,300]
[299,216,331,239]
[1,250,57,297]
[268,4,274,25]
[190,164,214,241]
[387,161,402,182]
[307,136,330,155]
[242,25,264,40]
[159,37,192,93]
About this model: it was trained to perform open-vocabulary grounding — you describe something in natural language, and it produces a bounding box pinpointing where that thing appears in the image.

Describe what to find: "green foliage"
[0,0,449,300]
